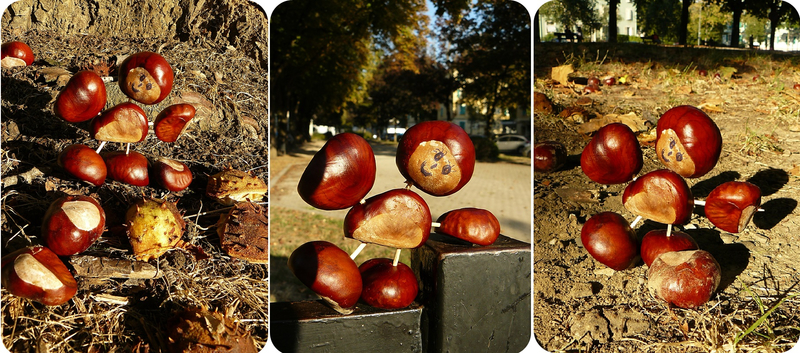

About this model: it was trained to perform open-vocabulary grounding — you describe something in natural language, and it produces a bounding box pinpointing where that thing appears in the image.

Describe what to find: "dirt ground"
[1,1,270,351]
[533,43,800,352]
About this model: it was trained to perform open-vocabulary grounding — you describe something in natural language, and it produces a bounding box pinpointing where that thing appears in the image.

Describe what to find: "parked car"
[494,135,530,154]
[521,143,531,158]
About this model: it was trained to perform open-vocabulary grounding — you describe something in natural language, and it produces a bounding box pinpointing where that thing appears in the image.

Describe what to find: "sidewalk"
[270,140,532,243]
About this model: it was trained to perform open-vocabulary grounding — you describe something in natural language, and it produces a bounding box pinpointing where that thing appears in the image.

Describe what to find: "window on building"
[459,104,466,115]
[626,27,631,36]
[628,10,634,20]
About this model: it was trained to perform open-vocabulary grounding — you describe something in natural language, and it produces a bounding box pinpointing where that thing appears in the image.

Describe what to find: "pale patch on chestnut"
[656,129,696,177]
[94,109,147,142]
[123,67,161,104]
[407,140,461,195]
[14,254,64,290]
[161,158,185,171]
[62,200,103,231]
[1,56,27,69]
[624,187,678,224]
[351,213,426,249]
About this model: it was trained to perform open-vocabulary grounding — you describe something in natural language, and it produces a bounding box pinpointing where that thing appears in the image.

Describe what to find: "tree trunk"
[679,0,691,45]
[608,0,618,42]
[534,10,541,43]
[730,0,743,47]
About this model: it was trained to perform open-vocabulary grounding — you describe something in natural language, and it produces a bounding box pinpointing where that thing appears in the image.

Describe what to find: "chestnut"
[151,157,193,192]
[1,41,34,67]
[297,132,376,210]
[118,51,174,104]
[622,169,694,225]
[533,141,567,173]
[344,188,432,249]
[640,229,699,267]
[154,104,196,142]
[103,150,149,186]
[656,105,722,178]
[435,208,500,246]
[698,69,708,77]
[603,77,616,86]
[647,250,721,309]
[42,195,106,256]
[126,197,185,261]
[91,102,148,143]
[288,241,362,314]
[359,258,419,309]
[583,84,600,93]
[1,246,78,306]
[396,121,475,196]
[793,83,800,91]
[587,77,601,86]
[53,70,108,123]
[580,122,643,184]
[58,144,107,186]
[580,212,640,271]
[704,181,761,233]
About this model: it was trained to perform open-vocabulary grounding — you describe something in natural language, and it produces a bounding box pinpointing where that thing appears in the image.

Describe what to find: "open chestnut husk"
[623,169,694,225]
[360,258,419,310]
[640,229,699,267]
[288,241,362,314]
[91,102,148,143]
[1,246,78,306]
[118,51,174,104]
[58,144,107,186]
[656,105,722,178]
[54,70,108,123]
[125,197,185,261]
[647,250,721,309]
[581,212,640,271]
[435,208,500,246]
[297,132,376,210]
[533,141,567,173]
[581,122,643,184]
[42,195,106,256]
[704,181,761,233]
[396,121,475,196]
[344,188,432,249]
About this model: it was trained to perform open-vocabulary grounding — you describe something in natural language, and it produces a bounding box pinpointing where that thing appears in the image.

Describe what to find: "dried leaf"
[675,85,693,95]
[551,64,574,86]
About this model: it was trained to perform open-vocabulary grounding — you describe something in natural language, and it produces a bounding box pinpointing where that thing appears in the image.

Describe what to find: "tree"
[538,0,603,35]
[635,0,682,43]
[709,0,747,47]
[747,0,800,50]
[688,1,731,45]
[609,0,619,42]
[679,0,692,44]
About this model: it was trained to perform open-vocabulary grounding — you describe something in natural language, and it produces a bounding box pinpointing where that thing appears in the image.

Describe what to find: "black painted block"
[411,233,532,353]
[270,300,424,352]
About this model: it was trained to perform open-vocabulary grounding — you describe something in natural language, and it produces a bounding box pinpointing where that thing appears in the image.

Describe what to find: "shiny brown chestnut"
[1,246,78,306]
[151,157,193,192]
[622,169,694,225]
[647,250,721,309]
[534,141,567,173]
[154,104,196,142]
[297,133,376,210]
[583,84,600,93]
[793,83,800,91]
[640,229,699,267]
[359,258,418,309]
[581,122,643,184]
[58,144,107,186]
[580,212,640,271]
[54,71,108,123]
[396,121,475,196]
[705,181,761,233]
[603,77,616,86]
[698,69,708,77]
[344,188,432,249]
[42,195,106,256]
[436,208,500,246]
[91,102,148,143]
[587,77,601,86]
[1,41,34,67]
[118,51,174,104]
[103,150,149,186]
[288,241,362,314]
[656,105,722,178]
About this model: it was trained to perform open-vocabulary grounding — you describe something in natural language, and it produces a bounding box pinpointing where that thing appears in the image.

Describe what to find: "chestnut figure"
[54,71,108,123]
[151,157,193,192]
[91,102,148,143]
[103,150,149,186]
[581,123,643,184]
[581,212,640,271]
[118,51,174,104]
[534,141,567,173]
[622,169,694,225]
[705,181,761,233]
[359,258,419,309]
[42,195,106,256]
[1,41,34,66]
[1,246,78,306]
[436,208,500,246]
[58,144,107,186]
[640,229,699,267]
[344,188,432,249]
[656,105,722,178]
[647,250,721,309]
[396,121,475,196]
[154,104,196,142]
[289,241,362,314]
[297,133,376,210]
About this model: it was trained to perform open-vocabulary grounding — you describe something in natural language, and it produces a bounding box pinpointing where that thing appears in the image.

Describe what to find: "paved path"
[270,141,532,243]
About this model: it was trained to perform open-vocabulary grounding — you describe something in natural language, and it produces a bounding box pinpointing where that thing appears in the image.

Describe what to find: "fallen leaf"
[551,64,574,86]
[675,85,693,94]
[576,112,648,134]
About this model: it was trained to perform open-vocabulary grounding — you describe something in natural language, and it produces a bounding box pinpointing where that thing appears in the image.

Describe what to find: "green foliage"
[635,0,681,43]
[470,136,500,161]
[538,0,603,33]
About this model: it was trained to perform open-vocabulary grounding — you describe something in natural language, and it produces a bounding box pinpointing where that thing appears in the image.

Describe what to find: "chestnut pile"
[290,121,502,314]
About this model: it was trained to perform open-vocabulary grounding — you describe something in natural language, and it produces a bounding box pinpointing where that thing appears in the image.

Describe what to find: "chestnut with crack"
[647,250,721,309]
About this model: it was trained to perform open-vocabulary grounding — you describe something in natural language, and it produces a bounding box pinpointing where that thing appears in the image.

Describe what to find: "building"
[436,88,530,139]
[537,0,641,42]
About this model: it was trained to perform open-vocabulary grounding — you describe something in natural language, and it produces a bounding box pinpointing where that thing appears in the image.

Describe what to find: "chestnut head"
[581,123,643,184]
[656,105,722,178]
[118,51,174,104]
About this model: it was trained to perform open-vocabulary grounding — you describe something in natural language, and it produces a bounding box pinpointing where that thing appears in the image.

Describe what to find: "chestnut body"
[640,229,699,267]
[1,41,34,66]
[92,102,148,143]
[297,133,376,210]
[581,123,643,184]
[118,51,174,104]
[344,189,432,249]
[436,208,500,246]
[359,258,419,309]
[705,181,761,233]
[58,144,107,186]
[1,246,78,306]
[647,250,721,309]
[396,121,475,196]
[623,169,694,225]
[103,151,150,186]
[581,212,640,271]
[54,71,108,123]
[154,104,196,142]
[656,105,722,178]
[533,141,567,173]
[288,241,362,314]
[151,157,193,192]
[42,195,106,256]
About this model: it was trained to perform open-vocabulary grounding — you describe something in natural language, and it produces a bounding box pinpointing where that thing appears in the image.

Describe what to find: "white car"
[495,135,530,154]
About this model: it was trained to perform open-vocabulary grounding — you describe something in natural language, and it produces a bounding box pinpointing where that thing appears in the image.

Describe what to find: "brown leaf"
[551,64,574,86]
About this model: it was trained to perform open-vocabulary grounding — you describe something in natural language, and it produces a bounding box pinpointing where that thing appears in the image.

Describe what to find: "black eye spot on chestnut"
[434,150,445,161]
[139,73,146,82]
[442,164,452,175]
[676,152,683,161]
[146,83,153,90]
[669,139,676,149]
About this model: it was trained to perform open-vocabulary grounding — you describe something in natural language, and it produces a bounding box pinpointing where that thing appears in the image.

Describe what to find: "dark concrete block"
[270,300,424,352]
[411,233,531,353]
